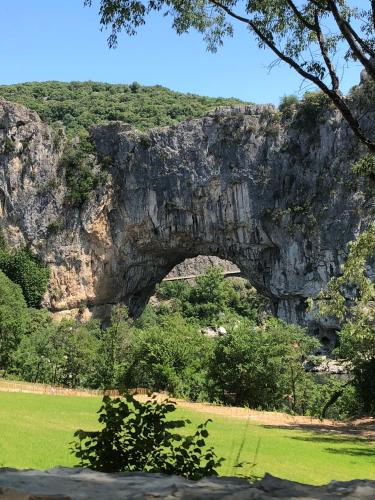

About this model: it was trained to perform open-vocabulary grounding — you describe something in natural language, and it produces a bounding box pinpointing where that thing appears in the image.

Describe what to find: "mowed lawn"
[0,392,374,485]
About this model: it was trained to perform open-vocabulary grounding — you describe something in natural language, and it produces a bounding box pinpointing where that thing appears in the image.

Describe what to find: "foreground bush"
[71,393,223,479]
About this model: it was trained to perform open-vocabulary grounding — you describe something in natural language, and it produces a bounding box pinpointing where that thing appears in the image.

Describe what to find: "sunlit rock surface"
[166,255,239,279]
[0,97,374,336]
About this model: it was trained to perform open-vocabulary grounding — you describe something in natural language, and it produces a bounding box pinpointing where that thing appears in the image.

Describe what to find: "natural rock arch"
[0,98,373,333]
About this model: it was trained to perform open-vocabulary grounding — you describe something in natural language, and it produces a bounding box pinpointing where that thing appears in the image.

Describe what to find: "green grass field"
[0,392,374,485]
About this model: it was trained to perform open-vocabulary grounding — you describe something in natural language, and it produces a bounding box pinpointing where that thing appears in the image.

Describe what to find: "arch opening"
[165,256,242,281]
[135,254,273,330]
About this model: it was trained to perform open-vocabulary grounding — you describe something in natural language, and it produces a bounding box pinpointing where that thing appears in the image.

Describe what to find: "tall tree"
[311,222,375,415]
[0,270,29,371]
[86,0,375,151]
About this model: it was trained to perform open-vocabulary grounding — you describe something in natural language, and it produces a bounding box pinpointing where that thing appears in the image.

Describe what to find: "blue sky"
[1,0,363,104]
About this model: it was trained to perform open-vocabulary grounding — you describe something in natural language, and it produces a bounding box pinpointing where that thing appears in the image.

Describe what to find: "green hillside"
[0,81,248,136]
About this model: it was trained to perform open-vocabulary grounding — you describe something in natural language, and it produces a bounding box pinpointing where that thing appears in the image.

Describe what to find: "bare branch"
[345,21,375,59]
[310,0,375,60]
[209,0,375,152]
[327,0,375,82]
[313,9,340,91]
[285,0,316,31]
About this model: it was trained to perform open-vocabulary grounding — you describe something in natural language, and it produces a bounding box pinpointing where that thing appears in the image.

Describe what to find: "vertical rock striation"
[0,97,373,338]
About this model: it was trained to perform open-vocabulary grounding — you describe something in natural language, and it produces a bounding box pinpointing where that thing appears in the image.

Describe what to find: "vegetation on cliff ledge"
[0,81,247,135]
[0,236,49,309]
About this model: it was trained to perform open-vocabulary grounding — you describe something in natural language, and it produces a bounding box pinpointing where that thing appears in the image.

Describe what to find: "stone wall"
[0,468,374,499]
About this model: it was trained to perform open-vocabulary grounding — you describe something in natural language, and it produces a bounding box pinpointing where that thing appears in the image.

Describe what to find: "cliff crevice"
[0,97,373,337]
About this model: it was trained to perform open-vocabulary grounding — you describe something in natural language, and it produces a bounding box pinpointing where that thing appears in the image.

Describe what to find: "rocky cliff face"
[166,256,239,279]
[0,96,373,337]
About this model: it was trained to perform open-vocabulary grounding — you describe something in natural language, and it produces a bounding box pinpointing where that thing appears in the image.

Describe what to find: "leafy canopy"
[156,267,269,326]
[0,247,49,308]
[313,222,375,358]
[208,317,319,411]
[86,0,375,151]
[125,312,213,400]
[0,270,29,370]
[311,222,375,415]
[14,316,102,388]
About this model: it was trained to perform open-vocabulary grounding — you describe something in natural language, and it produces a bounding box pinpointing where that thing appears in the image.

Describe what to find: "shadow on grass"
[260,421,375,439]
[289,434,367,445]
[325,447,375,457]
[261,424,375,459]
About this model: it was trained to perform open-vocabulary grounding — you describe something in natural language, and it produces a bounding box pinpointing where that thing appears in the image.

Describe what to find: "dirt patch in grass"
[135,395,375,439]
[2,380,374,439]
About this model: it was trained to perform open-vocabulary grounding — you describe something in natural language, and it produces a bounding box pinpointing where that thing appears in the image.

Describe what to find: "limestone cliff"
[0,95,374,339]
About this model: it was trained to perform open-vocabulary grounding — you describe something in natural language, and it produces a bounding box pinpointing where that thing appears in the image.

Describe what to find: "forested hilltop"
[0,81,248,135]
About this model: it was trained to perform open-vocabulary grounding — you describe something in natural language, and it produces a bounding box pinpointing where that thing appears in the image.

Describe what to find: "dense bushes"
[125,313,212,400]
[0,236,50,370]
[62,144,97,206]
[0,262,366,421]
[352,154,375,194]
[278,91,331,132]
[0,246,49,308]
[156,268,269,326]
[60,141,111,206]
[0,270,29,370]
[279,95,298,120]
[13,316,101,387]
[312,222,375,417]
[209,319,318,411]
[0,81,247,136]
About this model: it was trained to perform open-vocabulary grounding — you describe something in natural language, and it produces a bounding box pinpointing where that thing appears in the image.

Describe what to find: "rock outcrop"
[0,96,374,337]
[0,468,375,499]
[166,255,239,279]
